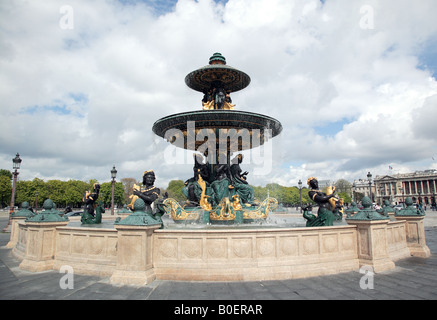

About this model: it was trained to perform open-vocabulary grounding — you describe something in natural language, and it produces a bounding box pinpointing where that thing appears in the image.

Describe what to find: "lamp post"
[111,165,117,215]
[298,179,302,213]
[352,182,356,203]
[379,184,384,205]
[35,191,39,214]
[3,153,22,232]
[367,172,372,203]
[399,186,404,207]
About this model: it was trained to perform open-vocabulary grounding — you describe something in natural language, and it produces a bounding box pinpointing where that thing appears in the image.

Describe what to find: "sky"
[1,0,437,190]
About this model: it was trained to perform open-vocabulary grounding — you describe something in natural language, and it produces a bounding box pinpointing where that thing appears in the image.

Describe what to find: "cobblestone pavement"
[1,215,436,304]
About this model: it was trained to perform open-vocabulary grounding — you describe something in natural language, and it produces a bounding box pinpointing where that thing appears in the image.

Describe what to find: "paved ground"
[1,214,436,305]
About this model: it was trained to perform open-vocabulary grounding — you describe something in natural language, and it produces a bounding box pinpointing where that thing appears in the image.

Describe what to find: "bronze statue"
[183,154,210,206]
[230,154,255,205]
[82,183,103,224]
[202,87,235,110]
[304,177,336,226]
[128,170,160,214]
[83,183,100,217]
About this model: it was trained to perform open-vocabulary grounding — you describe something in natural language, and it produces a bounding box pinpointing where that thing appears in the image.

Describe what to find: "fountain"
[7,54,430,285]
[153,53,282,224]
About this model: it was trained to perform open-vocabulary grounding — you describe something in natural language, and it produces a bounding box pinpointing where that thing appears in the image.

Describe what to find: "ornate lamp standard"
[111,165,117,215]
[399,186,404,207]
[367,172,372,202]
[352,182,356,203]
[298,179,302,213]
[35,191,39,214]
[3,153,22,232]
[379,184,384,205]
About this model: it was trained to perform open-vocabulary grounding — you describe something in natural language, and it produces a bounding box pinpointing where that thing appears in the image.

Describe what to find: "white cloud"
[1,0,437,191]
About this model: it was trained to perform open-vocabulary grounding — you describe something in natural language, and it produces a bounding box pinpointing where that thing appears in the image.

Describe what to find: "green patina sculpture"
[345,201,360,218]
[303,177,336,227]
[11,201,35,218]
[118,204,132,214]
[396,197,425,216]
[26,199,68,222]
[229,154,255,205]
[347,196,389,221]
[81,183,103,224]
[377,200,396,217]
[81,200,104,224]
[114,198,162,228]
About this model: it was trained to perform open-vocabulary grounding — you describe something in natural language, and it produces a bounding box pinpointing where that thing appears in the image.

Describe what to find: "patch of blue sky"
[117,0,229,15]
[69,92,88,104]
[21,93,88,118]
[313,119,349,137]
[22,104,71,116]
[418,37,437,79]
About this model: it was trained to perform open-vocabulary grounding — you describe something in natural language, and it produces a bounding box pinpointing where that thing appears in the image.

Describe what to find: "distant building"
[352,178,375,202]
[374,170,437,206]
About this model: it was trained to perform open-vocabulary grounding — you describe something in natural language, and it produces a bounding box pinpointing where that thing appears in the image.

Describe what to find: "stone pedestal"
[5,216,27,248]
[19,221,69,272]
[395,215,430,258]
[346,219,395,273]
[110,224,160,286]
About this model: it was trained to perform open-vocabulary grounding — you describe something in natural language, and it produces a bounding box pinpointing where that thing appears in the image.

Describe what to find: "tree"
[65,180,89,208]
[121,177,138,204]
[166,180,186,202]
[99,182,124,208]
[0,169,12,180]
[0,175,12,208]
[335,179,352,195]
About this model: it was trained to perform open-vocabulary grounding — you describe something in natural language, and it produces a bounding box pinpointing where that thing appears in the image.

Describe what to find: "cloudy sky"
[1,0,437,189]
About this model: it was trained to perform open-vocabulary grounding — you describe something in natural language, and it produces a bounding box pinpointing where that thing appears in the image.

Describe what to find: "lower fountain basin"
[152,110,283,151]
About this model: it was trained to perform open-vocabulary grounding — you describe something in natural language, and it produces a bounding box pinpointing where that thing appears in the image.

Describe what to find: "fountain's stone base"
[7,213,426,285]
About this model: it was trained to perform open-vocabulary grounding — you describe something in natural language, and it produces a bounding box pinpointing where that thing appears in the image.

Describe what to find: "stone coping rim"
[154,224,356,234]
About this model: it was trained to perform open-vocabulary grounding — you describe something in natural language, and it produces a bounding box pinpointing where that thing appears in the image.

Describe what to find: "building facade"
[352,179,376,202]
[374,170,437,206]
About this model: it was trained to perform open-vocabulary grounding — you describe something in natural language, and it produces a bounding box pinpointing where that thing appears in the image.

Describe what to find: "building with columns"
[352,178,375,202]
[374,170,437,206]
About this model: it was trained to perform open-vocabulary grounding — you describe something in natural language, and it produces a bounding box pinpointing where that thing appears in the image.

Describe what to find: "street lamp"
[352,182,356,203]
[367,172,372,202]
[35,191,39,214]
[3,153,22,232]
[298,179,302,213]
[111,165,117,215]
[379,184,384,205]
[399,186,404,207]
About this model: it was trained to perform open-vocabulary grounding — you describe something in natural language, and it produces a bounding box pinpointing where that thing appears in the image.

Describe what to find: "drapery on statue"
[230,154,255,205]
[304,177,336,227]
[127,170,160,213]
[183,154,211,207]
[202,87,235,110]
[82,183,104,224]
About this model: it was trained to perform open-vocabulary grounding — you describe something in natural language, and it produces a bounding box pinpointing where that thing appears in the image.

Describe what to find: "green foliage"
[0,175,12,208]
[99,182,125,207]
[165,180,186,202]
[0,169,12,180]
[253,183,312,206]
[13,178,125,209]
